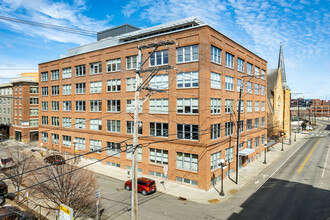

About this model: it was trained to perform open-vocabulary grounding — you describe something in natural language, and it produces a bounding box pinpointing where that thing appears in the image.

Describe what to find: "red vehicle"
[124,177,156,196]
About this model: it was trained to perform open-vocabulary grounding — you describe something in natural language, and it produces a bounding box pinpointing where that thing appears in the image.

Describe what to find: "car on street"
[0,157,16,170]
[0,180,8,205]
[124,177,156,196]
[0,206,37,219]
[44,155,66,165]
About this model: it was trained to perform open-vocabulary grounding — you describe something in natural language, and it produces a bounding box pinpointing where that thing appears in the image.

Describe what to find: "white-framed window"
[126,77,142,91]
[238,120,244,132]
[41,132,48,142]
[51,70,59,80]
[211,123,221,140]
[75,65,86,77]
[237,58,244,72]
[51,86,59,96]
[75,83,86,94]
[75,118,86,129]
[225,99,234,113]
[126,55,137,70]
[63,135,71,147]
[30,98,39,105]
[107,142,121,156]
[51,134,59,144]
[176,152,198,172]
[211,151,221,170]
[176,177,198,186]
[75,101,86,112]
[63,117,71,128]
[247,101,253,112]
[62,101,71,111]
[255,66,260,77]
[62,67,72,79]
[150,99,168,114]
[261,85,265,95]
[126,121,143,134]
[30,119,38,127]
[225,52,234,68]
[126,146,142,161]
[225,147,234,162]
[41,87,48,96]
[211,98,221,114]
[237,79,244,92]
[211,72,221,89]
[150,148,168,165]
[90,81,102,93]
[150,74,169,90]
[51,101,59,111]
[177,98,199,114]
[261,117,265,127]
[247,62,252,75]
[225,122,234,136]
[107,79,121,92]
[30,87,38,94]
[211,45,221,64]
[51,117,59,126]
[255,84,260,95]
[90,100,102,112]
[107,58,121,72]
[255,101,260,112]
[63,84,71,95]
[247,82,252,94]
[76,137,85,150]
[247,119,252,130]
[225,76,234,91]
[90,62,102,75]
[42,101,48,111]
[261,101,265,111]
[255,137,260,148]
[261,69,265,80]
[150,50,169,66]
[107,120,120,132]
[107,100,121,112]
[177,44,199,63]
[150,122,168,137]
[90,119,102,131]
[177,71,199,88]
[237,100,244,113]
[177,124,199,140]
[126,99,142,113]
[41,116,48,125]
[41,72,48,81]
[247,139,253,149]
[255,118,260,128]
[261,134,266,145]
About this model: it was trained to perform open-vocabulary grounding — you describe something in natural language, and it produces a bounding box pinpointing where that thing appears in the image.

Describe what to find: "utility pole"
[236,83,242,185]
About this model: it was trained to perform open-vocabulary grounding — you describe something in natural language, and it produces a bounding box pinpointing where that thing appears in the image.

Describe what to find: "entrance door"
[30,131,39,141]
[15,131,21,142]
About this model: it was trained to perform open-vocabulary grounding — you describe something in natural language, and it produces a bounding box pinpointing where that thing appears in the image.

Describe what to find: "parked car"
[44,155,66,165]
[0,206,37,219]
[124,177,156,196]
[0,180,8,205]
[0,157,15,170]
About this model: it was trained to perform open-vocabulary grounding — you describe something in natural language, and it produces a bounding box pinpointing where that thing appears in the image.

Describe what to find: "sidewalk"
[78,133,309,204]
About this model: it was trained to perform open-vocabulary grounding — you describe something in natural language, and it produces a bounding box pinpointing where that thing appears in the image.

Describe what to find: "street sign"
[95,190,101,199]
[60,204,73,220]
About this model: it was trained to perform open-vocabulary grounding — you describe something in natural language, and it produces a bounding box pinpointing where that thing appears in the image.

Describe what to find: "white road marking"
[322,145,330,178]
[255,180,259,184]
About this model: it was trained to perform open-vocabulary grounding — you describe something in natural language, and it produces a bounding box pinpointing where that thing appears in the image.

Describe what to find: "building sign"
[60,204,73,220]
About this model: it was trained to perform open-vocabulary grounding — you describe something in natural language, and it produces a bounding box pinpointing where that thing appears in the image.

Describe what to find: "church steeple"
[278,43,289,89]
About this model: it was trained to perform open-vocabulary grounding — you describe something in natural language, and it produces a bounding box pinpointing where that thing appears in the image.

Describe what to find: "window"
[150,122,168,137]
[51,134,59,144]
[225,122,234,136]
[150,99,168,114]
[126,146,142,161]
[225,76,234,91]
[211,45,221,64]
[261,85,265,95]
[90,81,102,93]
[62,67,72,79]
[41,87,48,96]
[247,139,253,149]
[237,100,244,113]
[211,98,221,114]
[107,120,120,132]
[150,148,168,165]
[51,117,59,126]
[225,52,234,68]
[62,101,71,111]
[261,117,265,127]
[237,58,244,72]
[255,137,260,148]
[75,65,86,77]
[255,84,260,95]
[107,100,121,112]
[247,82,252,94]
[247,101,252,112]
[247,63,252,75]
[211,72,221,89]
[107,79,121,92]
[225,147,234,162]
[63,135,71,147]
[177,71,199,88]
[51,70,59,80]
[211,151,221,170]
[177,98,198,114]
[30,119,38,127]
[63,84,71,95]
[75,101,86,112]
[107,142,121,156]
[255,118,260,128]
[150,74,169,90]
[90,100,102,112]
[41,132,48,142]
[30,87,38,94]
[177,124,199,140]
[225,99,234,113]
[90,140,102,153]
[255,66,260,77]
[51,101,59,111]
[63,117,71,128]
[126,99,142,113]
[255,101,260,112]
[127,55,138,70]
[261,134,266,145]
[30,108,39,116]
[238,120,244,132]
[237,79,244,92]
[150,50,169,66]
[149,171,167,179]
[125,120,143,134]
[41,116,48,125]
[51,86,59,95]
[126,77,142,91]
[211,123,221,140]
[247,119,252,130]
[42,102,48,111]
[75,83,86,94]
[76,137,85,150]
[107,58,121,72]
[177,44,199,63]
[176,177,198,186]
[41,72,48,81]
[75,118,86,129]
[30,98,39,105]
[176,152,198,172]
[261,69,265,80]
[90,62,102,75]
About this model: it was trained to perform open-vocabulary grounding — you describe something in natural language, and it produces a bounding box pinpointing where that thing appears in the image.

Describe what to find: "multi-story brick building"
[311,99,330,117]
[10,73,39,142]
[38,17,267,190]
[0,84,13,138]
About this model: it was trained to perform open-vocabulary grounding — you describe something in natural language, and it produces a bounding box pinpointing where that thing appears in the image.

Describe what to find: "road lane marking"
[322,145,330,178]
[297,138,321,174]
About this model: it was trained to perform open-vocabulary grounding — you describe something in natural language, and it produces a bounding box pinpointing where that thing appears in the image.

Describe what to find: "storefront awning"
[239,148,255,156]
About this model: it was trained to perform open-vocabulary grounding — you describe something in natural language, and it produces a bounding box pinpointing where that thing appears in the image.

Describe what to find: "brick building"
[10,73,39,142]
[311,99,330,117]
[38,17,267,190]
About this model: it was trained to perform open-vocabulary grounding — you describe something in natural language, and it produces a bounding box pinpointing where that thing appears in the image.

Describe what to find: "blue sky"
[0,0,329,99]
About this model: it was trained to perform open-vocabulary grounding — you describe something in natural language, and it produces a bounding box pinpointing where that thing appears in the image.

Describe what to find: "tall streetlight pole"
[263,142,268,164]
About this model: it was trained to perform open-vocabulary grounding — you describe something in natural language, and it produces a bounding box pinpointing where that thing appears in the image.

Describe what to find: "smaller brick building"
[311,99,330,117]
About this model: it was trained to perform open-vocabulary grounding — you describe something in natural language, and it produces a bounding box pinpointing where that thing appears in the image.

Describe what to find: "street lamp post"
[263,142,268,164]
[219,159,227,196]
[281,133,284,151]
[294,129,297,142]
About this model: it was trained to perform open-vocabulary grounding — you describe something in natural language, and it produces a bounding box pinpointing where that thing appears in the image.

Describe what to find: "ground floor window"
[176,177,198,186]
